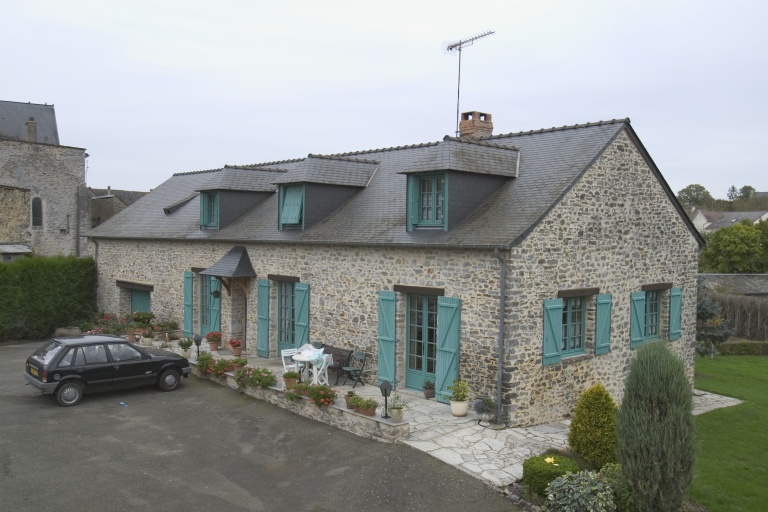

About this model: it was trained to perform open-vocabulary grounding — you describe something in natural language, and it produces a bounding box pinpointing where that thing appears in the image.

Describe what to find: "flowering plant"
[307,385,337,407]
[228,338,242,348]
[204,331,222,345]
[131,311,155,325]
[471,396,496,414]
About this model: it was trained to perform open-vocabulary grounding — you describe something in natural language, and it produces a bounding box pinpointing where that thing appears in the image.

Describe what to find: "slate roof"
[198,165,285,192]
[272,154,379,187]
[88,118,700,249]
[0,101,60,145]
[200,246,256,278]
[704,211,768,231]
[90,188,148,205]
[0,244,32,255]
[699,274,768,296]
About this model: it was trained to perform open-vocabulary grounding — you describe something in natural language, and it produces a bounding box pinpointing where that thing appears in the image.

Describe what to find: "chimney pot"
[459,111,493,139]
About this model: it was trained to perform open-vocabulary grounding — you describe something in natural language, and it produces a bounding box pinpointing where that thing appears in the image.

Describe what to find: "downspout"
[492,248,507,425]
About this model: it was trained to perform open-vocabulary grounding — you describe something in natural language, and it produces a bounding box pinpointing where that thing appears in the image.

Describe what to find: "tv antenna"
[446,30,495,136]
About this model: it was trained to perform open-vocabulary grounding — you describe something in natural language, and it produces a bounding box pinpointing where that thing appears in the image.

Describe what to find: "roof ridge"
[442,135,519,151]
[331,140,441,157]
[487,118,631,140]
[307,153,380,164]
[223,164,288,172]
[172,168,222,177]
[245,157,306,167]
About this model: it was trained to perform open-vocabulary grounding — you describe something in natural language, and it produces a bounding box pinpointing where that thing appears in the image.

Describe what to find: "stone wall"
[0,186,29,243]
[0,140,88,256]
[503,130,699,426]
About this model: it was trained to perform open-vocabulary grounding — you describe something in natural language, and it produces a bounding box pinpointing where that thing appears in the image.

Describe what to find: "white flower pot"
[450,400,469,417]
[389,408,405,422]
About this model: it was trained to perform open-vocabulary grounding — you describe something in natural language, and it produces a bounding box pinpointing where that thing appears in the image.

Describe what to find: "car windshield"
[31,341,64,366]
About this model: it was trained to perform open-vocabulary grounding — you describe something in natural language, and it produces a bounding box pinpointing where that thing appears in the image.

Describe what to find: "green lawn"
[691,356,768,512]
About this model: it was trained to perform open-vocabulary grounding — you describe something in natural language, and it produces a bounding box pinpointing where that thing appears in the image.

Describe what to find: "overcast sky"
[3,0,766,197]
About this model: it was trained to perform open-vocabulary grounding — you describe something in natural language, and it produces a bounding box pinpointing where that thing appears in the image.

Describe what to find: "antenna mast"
[446,30,495,136]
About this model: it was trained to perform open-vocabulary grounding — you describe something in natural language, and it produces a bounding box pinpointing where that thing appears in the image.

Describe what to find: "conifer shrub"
[616,342,696,512]
[600,463,636,512]
[568,383,618,469]
[522,451,580,498]
[546,470,616,512]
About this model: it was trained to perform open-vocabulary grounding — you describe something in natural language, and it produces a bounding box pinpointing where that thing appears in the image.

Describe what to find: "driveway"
[1,340,519,512]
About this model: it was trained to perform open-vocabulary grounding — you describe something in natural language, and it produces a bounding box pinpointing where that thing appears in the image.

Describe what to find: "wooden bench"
[320,344,353,384]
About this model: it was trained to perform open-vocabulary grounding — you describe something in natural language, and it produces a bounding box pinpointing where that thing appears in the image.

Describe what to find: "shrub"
[196,352,213,375]
[600,463,635,512]
[568,383,618,469]
[248,367,276,388]
[307,385,337,407]
[285,382,311,401]
[616,342,696,512]
[522,452,581,498]
[212,359,229,377]
[546,470,616,512]
[348,394,365,408]
[717,340,768,355]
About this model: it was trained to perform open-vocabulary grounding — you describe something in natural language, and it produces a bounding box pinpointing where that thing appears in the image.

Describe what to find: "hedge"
[717,340,768,355]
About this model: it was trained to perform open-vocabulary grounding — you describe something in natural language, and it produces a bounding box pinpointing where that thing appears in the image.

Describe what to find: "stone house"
[688,207,768,234]
[0,101,90,256]
[88,112,703,427]
[89,186,148,228]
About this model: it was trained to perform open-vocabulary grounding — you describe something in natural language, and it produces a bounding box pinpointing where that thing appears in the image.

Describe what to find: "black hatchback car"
[23,334,191,406]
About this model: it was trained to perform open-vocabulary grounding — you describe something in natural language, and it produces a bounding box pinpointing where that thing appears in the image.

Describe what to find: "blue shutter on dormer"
[406,175,419,231]
[595,294,612,355]
[669,287,682,340]
[543,299,563,365]
[630,291,646,348]
[199,192,208,229]
[281,185,303,226]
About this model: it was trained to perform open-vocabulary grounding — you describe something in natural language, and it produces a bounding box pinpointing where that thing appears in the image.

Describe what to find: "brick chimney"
[26,117,37,142]
[459,111,493,139]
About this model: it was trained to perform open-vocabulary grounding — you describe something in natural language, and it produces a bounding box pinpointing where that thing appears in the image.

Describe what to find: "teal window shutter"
[435,296,461,403]
[669,287,682,340]
[257,279,270,357]
[209,276,221,333]
[630,291,646,348]
[543,299,563,365]
[294,282,310,345]
[406,176,418,231]
[595,294,612,355]
[199,192,207,229]
[183,272,193,337]
[131,289,151,313]
[377,291,396,385]
[280,185,304,227]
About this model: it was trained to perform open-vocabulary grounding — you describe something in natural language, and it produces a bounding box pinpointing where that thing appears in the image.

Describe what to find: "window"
[32,197,43,227]
[107,343,143,362]
[277,281,295,347]
[200,191,219,228]
[279,185,304,229]
[543,292,612,365]
[407,174,446,230]
[630,286,682,347]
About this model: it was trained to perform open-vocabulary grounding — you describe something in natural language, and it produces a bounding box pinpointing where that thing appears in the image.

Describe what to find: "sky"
[3,0,766,198]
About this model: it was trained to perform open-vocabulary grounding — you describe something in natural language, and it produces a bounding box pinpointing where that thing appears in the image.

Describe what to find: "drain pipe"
[492,248,507,425]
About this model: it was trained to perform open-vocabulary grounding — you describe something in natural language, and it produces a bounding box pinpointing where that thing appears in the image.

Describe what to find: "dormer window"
[279,184,304,229]
[200,191,219,229]
[407,174,447,230]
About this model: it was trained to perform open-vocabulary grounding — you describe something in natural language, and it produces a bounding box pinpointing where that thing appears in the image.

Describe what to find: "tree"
[699,220,764,273]
[727,185,739,201]
[695,296,734,357]
[617,342,696,512]
[739,185,756,200]
[676,184,713,208]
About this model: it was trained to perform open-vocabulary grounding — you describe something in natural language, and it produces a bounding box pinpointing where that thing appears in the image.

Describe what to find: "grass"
[690,355,768,512]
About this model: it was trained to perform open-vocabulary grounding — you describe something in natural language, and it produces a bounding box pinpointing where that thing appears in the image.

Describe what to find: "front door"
[277,281,297,353]
[405,294,438,389]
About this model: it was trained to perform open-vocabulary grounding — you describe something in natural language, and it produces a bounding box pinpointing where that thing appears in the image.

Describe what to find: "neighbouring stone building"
[0,101,89,256]
[88,112,703,427]
[89,186,147,228]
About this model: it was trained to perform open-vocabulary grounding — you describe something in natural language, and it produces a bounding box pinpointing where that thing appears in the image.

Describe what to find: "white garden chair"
[310,354,333,386]
[281,348,299,373]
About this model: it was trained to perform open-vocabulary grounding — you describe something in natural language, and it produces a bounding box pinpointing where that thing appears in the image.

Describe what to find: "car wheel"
[56,382,83,407]
[158,369,181,391]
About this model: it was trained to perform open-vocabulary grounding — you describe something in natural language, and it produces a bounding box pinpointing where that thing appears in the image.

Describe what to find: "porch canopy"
[199,245,256,296]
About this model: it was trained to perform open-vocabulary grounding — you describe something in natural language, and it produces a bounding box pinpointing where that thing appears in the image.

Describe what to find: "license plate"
[30,367,39,377]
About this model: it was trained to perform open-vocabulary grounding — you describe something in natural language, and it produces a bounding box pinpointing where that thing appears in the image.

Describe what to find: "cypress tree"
[616,342,697,512]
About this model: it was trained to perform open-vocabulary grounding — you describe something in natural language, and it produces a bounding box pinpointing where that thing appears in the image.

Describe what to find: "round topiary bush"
[522,452,581,498]
[546,470,616,512]
[616,342,696,512]
[568,383,618,469]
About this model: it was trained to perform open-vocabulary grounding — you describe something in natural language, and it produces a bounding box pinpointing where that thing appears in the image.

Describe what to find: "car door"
[106,343,156,388]
[70,344,114,390]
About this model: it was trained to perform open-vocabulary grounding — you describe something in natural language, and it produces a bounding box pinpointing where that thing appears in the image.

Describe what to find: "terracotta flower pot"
[344,396,355,409]
[359,407,376,417]
[208,342,218,351]
[284,377,297,390]
[231,347,242,356]
[423,388,435,399]
[233,364,245,372]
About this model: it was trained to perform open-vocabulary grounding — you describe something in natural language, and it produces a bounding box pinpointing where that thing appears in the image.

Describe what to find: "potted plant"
[141,326,155,346]
[357,397,378,417]
[307,384,337,407]
[205,331,222,351]
[232,356,248,372]
[228,338,243,356]
[178,337,193,358]
[212,358,230,377]
[283,370,299,390]
[423,379,436,399]
[344,390,357,408]
[447,378,469,417]
[471,396,496,424]
[196,352,213,375]
[387,393,409,422]
[348,394,364,411]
